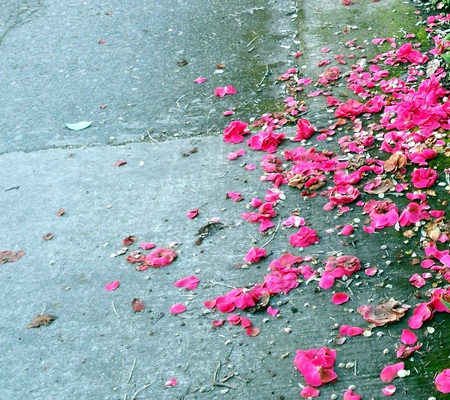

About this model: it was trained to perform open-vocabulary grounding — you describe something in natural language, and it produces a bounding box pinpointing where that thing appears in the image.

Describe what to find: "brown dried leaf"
[27,314,57,328]
[177,59,189,67]
[131,298,146,312]
[56,208,65,217]
[0,250,25,264]
[383,153,407,173]
[364,179,395,195]
[43,233,54,241]
[357,300,409,326]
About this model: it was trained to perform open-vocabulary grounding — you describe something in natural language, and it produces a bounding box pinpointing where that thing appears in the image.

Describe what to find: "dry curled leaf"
[131,298,146,312]
[383,153,407,173]
[0,250,25,264]
[27,314,57,329]
[357,300,409,326]
[56,208,65,217]
[43,233,54,241]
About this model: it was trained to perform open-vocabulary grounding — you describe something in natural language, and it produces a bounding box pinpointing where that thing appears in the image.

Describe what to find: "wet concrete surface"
[1,0,450,399]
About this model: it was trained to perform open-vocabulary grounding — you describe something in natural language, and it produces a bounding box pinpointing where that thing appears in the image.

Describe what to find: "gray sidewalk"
[1,0,449,399]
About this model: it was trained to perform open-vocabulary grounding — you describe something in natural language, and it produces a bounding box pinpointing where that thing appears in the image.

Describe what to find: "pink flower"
[105,280,120,291]
[186,209,199,219]
[327,184,360,206]
[245,247,267,264]
[294,347,337,387]
[223,121,249,144]
[214,85,236,97]
[411,168,438,189]
[145,248,177,267]
[247,130,286,153]
[335,99,365,118]
[380,362,405,382]
[293,118,316,141]
[435,369,450,393]
[289,226,319,248]
[332,292,350,305]
[382,385,396,396]
[300,386,320,398]
[174,275,200,290]
[170,303,186,314]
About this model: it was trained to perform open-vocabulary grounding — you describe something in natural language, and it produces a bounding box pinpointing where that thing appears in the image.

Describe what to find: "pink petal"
[339,325,364,336]
[365,266,378,276]
[173,275,200,290]
[187,209,199,219]
[382,385,396,396]
[300,386,320,398]
[341,224,354,236]
[343,389,362,400]
[170,303,186,315]
[267,306,279,317]
[332,292,350,305]
[380,362,405,382]
[400,329,418,345]
[240,317,252,328]
[105,280,120,291]
[194,77,207,84]
[435,369,450,393]
[246,327,260,337]
[212,319,225,327]
[165,377,178,387]
[245,164,256,170]
[223,110,234,116]
[139,242,156,250]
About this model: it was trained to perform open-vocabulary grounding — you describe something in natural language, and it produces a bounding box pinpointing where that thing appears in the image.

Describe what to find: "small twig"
[247,233,258,243]
[257,64,269,86]
[127,356,138,384]
[146,129,157,143]
[130,383,152,400]
[246,35,259,47]
[112,301,120,318]
[261,220,280,248]
[213,360,221,383]
[219,171,228,178]
[209,280,237,289]
[176,95,186,107]
[214,382,238,390]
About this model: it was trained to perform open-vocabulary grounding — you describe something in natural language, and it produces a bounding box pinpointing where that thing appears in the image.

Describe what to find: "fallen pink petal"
[173,275,200,290]
[164,377,178,387]
[435,369,450,393]
[400,329,418,345]
[186,209,199,219]
[194,77,207,84]
[104,280,120,291]
[145,248,177,267]
[300,386,320,398]
[381,385,396,396]
[170,303,186,315]
[380,362,405,382]
[343,389,362,400]
[267,306,279,317]
[332,292,350,305]
[245,247,267,264]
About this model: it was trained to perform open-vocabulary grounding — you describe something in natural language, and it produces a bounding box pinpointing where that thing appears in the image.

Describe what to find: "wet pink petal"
[170,303,186,315]
[245,164,256,170]
[400,329,417,345]
[226,191,244,202]
[214,85,236,97]
[145,248,177,267]
[223,109,234,116]
[227,314,241,325]
[240,317,252,328]
[300,386,320,398]
[173,275,200,290]
[187,209,199,219]
[194,77,207,84]
[382,385,396,396]
[380,362,405,382]
[165,377,178,387]
[267,306,279,317]
[212,319,225,327]
[365,266,378,276]
[332,292,350,305]
[435,369,450,393]
[105,280,120,291]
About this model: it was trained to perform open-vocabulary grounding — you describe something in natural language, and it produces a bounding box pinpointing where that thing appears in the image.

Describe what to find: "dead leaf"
[357,300,409,326]
[215,63,225,69]
[0,250,25,264]
[122,236,137,246]
[56,208,65,217]
[383,153,407,173]
[364,179,395,195]
[131,298,146,312]
[182,148,198,157]
[177,59,189,67]
[27,314,57,328]
[43,233,54,241]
